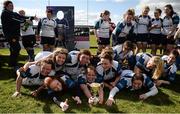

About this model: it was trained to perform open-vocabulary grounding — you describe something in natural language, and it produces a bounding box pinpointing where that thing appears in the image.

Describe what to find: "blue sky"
[0,0,179,25]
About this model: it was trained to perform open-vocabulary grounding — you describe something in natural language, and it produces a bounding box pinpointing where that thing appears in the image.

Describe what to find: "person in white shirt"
[19,10,37,61]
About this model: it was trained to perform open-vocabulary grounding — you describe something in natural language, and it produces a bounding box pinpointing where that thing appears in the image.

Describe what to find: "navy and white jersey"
[95,19,110,38]
[34,51,65,75]
[112,21,133,37]
[34,51,52,61]
[135,53,153,76]
[132,20,138,34]
[96,60,122,83]
[150,18,163,34]
[18,65,43,86]
[161,55,177,82]
[137,15,151,34]
[116,70,155,91]
[77,74,97,85]
[162,13,179,35]
[37,17,57,37]
[65,53,86,80]
[113,44,133,62]
[20,20,35,36]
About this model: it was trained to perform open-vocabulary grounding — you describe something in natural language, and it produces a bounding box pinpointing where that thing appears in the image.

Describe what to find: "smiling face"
[86,68,96,83]
[55,53,66,65]
[132,79,143,90]
[146,58,156,69]
[79,54,90,65]
[125,14,133,23]
[49,79,62,91]
[40,63,52,76]
[103,14,110,21]
[167,54,176,65]
[164,7,172,16]
[154,11,160,18]
[101,58,112,71]
[142,8,149,16]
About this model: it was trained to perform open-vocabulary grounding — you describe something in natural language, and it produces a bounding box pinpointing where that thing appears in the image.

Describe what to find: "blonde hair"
[151,56,164,80]
[143,6,150,11]
[123,8,135,19]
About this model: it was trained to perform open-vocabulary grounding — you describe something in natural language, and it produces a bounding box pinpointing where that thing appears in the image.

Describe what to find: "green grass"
[0,36,180,113]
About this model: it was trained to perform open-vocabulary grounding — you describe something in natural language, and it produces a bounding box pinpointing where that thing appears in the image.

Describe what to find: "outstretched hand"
[12,91,21,97]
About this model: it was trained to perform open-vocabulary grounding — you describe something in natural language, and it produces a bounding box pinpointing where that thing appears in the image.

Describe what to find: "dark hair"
[85,65,96,74]
[100,53,113,62]
[78,49,91,60]
[101,46,114,58]
[165,4,174,17]
[170,49,179,58]
[155,8,162,15]
[126,9,135,16]
[132,73,144,83]
[102,10,110,16]
[3,0,13,9]
[46,8,53,14]
[123,41,134,50]
[37,58,54,69]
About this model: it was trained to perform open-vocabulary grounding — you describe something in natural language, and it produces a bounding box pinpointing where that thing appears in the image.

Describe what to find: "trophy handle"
[87,83,90,87]
[100,83,104,88]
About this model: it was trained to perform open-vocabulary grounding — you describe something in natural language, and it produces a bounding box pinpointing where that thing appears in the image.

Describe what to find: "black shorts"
[136,34,149,42]
[127,33,137,43]
[22,35,36,48]
[149,34,162,45]
[161,35,175,45]
[41,36,55,45]
[98,37,110,45]
[116,37,126,44]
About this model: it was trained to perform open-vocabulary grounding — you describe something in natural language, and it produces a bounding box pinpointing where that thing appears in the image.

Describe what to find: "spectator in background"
[19,10,36,62]
[36,9,58,52]
[1,0,31,68]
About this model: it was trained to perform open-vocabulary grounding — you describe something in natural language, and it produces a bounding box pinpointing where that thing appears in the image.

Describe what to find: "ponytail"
[152,56,164,80]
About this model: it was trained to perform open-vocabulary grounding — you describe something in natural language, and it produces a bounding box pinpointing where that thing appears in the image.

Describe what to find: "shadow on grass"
[162,73,180,94]
[142,89,175,106]
[113,87,174,106]
[104,104,124,113]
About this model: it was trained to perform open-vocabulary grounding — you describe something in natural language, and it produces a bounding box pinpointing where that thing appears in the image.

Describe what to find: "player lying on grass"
[106,70,158,106]
[12,58,54,97]
[78,65,104,105]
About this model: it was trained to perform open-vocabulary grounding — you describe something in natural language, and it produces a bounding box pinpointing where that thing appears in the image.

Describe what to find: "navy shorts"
[127,33,137,43]
[161,35,175,45]
[22,35,36,48]
[149,34,162,45]
[98,37,110,45]
[116,37,126,44]
[136,34,149,42]
[41,36,55,45]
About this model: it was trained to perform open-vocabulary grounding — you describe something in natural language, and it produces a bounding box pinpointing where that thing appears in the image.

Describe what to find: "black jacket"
[1,9,27,39]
